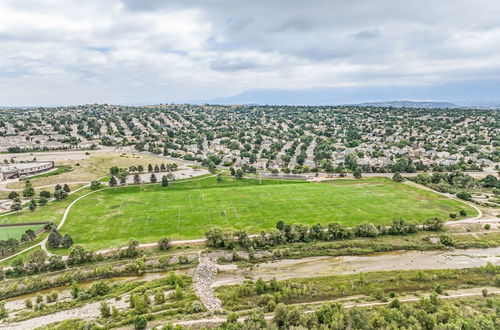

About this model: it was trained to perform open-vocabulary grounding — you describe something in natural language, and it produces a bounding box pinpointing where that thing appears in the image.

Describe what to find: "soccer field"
[64,176,477,249]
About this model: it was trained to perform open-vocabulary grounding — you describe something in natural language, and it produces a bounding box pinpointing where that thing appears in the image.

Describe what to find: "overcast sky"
[1,0,500,105]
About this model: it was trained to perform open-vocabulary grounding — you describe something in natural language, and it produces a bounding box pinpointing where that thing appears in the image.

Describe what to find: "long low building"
[0,161,54,180]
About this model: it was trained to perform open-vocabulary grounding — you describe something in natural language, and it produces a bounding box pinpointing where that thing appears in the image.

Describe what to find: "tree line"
[205,218,446,250]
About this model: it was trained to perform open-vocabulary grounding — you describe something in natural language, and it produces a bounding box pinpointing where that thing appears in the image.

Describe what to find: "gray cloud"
[0,0,500,105]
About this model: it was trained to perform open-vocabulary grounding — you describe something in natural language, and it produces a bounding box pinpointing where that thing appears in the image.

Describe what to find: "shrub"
[456,191,472,201]
[354,223,379,237]
[100,301,111,318]
[133,315,147,330]
[392,172,404,182]
[157,237,172,251]
[439,234,454,246]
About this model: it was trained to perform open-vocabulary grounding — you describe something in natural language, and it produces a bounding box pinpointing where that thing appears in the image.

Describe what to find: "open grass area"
[63,177,477,250]
[0,187,92,224]
[0,224,42,240]
[5,151,174,189]
[0,183,85,199]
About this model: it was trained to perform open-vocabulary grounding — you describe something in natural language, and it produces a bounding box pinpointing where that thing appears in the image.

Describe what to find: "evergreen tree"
[47,231,62,249]
[161,175,169,187]
[109,176,117,187]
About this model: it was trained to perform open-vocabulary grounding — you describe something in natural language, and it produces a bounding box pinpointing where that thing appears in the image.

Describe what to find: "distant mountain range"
[201,80,500,108]
[353,101,459,108]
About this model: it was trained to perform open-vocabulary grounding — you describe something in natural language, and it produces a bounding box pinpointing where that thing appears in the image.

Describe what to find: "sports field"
[63,176,477,249]
[0,224,41,240]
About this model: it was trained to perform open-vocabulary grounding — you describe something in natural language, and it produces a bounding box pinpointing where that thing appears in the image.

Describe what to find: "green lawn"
[0,187,92,225]
[63,177,477,250]
[0,224,42,240]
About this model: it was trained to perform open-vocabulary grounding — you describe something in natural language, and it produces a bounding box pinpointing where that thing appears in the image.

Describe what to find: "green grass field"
[63,177,477,249]
[0,224,41,240]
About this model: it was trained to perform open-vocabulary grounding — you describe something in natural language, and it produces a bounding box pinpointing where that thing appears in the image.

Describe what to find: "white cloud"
[0,0,500,105]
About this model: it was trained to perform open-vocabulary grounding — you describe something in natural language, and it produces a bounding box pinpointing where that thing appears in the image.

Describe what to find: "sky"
[1,0,500,106]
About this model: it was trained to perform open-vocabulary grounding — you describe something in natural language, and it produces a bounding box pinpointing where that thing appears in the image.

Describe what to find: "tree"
[39,190,51,198]
[154,164,160,172]
[63,184,70,193]
[23,185,35,198]
[216,173,223,183]
[29,199,37,212]
[109,176,117,187]
[26,249,47,273]
[235,169,244,179]
[154,290,165,304]
[10,200,22,212]
[62,234,74,248]
[161,175,169,187]
[207,161,216,173]
[55,184,62,190]
[482,174,498,188]
[39,197,48,205]
[133,173,141,184]
[68,244,88,265]
[26,229,36,241]
[353,168,362,179]
[54,189,68,200]
[137,165,144,173]
[148,164,153,172]
[120,176,127,185]
[47,231,62,249]
[424,217,445,231]
[456,191,472,201]
[8,191,18,200]
[48,255,65,271]
[150,173,157,183]
[109,166,119,176]
[276,220,285,231]
[90,180,101,190]
[392,172,404,182]
[158,237,172,251]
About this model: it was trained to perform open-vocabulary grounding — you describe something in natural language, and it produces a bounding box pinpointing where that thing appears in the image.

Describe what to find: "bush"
[456,191,472,201]
[133,316,147,330]
[424,217,444,231]
[354,223,379,237]
[100,301,111,318]
[392,172,404,182]
[157,237,172,251]
[439,234,454,247]
[484,224,491,230]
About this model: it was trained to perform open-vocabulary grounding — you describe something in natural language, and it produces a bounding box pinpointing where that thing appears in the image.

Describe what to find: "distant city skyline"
[1,0,500,106]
